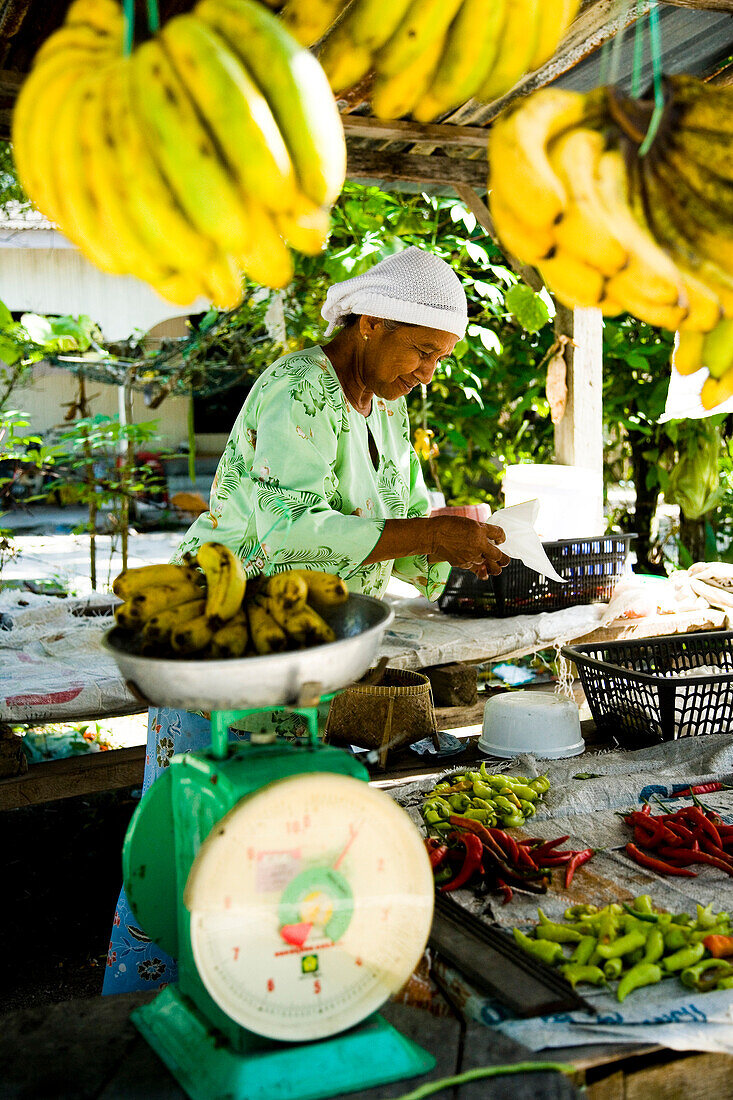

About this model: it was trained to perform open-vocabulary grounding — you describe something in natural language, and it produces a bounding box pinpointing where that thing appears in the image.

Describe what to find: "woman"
[103,245,509,994]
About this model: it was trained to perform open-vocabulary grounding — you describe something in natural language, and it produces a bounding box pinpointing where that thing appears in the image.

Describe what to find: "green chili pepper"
[536,909,584,944]
[497,789,522,810]
[501,812,526,828]
[479,764,510,789]
[425,796,453,818]
[472,780,495,800]
[664,926,691,952]
[530,775,551,794]
[627,947,645,967]
[561,963,606,988]
[617,963,662,1002]
[664,941,706,972]
[429,822,453,835]
[565,905,599,921]
[695,903,720,931]
[432,782,452,794]
[513,928,564,965]
[596,929,648,960]
[690,921,732,944]
[424,810,443,825]
[433,866,454,885]
[449,793,472,813]
[597,909,621,946]
[519,800,536,818]
[472,797,495,811]
[634,895,655,916]
[508,784,539,802]
[716,976,733,989]
[672,913,693,926]
[462,808,489,823]
[570,935,597,965]
[680,959,733,990]
[643,927,665,965]
[603,958,623,981]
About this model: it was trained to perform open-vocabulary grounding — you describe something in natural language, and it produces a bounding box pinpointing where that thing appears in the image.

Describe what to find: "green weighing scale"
[108,594,436,1100]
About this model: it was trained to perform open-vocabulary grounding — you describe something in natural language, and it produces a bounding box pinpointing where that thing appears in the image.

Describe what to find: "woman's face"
[359,317,458,401]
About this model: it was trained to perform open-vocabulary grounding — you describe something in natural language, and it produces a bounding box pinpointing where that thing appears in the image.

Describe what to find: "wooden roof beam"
[345,146,487,187]
[341,115,487,147]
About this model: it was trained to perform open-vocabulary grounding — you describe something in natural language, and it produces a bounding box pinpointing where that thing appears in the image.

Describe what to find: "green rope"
[146,0,160,33]
[123,0,134,55]
[638,0,665,155]
[394,1061,576,1100]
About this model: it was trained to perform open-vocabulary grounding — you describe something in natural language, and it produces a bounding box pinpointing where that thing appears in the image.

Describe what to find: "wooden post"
[553,305,605,532]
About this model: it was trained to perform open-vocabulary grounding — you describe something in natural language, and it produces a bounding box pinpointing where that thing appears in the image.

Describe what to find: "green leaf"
[504,284,550,333]
[0,299,12,330]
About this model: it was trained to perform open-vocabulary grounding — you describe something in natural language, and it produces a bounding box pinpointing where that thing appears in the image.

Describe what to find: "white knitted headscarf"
[321,246,468,339]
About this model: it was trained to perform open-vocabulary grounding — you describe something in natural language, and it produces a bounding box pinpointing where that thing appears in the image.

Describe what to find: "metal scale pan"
[102,593,394,711]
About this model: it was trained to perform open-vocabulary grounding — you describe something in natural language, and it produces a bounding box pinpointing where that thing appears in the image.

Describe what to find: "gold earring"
[362,334,368,341]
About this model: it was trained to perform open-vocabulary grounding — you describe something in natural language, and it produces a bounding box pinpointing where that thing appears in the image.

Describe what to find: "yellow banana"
[280,0,347,45]
[702,370,733,410]
[129,36,251,255]
[50,70,129,273]
[549,128,628,277]
[200,253,245,308]
[62,0,124,35]
[109,60,218,274]
[154,271,208,306]
[263,571,309,611]
[276,202,331,256]
[12,53,102,224]
[171,614,218,655]
[128,582,208,623]
[488,89,588,229]
[489,192,555,264]
[318,0,413,94]
[412,0,507,122]
[476,0,540,102]
[596,149,684,307]
[269,602,336,647]
[539,250,606,309]
[290,570,349,615]
[702,318,733,379]
[246,597,289,654]
[142,598,207,646]
[234,202,294,289]
[113,563,201,599]
[85,62,181,283]
[672,330,705,377]
[210,611,250,657]
[375,0,464,81]
[642,159,733,281]
[196,0,346,208]
[529,0,580,69]
[372,31,445,120]
[160,14,299,215]
[672,75,733,135]
[196,542,247,621]
[678,271,723,335]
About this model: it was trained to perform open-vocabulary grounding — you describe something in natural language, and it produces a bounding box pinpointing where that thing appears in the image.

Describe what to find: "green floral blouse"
[176,346,450,600]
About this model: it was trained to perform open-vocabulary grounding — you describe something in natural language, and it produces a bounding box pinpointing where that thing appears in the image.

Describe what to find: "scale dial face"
[184,772,433,1042]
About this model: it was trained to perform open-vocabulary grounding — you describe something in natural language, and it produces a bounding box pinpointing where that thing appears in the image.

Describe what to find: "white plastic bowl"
[478,690,584,759]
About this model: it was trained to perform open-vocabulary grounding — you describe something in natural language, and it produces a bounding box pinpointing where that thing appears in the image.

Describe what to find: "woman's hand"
[428,516,510,578]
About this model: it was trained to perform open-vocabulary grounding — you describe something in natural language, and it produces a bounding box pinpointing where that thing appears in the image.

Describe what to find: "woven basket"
[325,668,438,768]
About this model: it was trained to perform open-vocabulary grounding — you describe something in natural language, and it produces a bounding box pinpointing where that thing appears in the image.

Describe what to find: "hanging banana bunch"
[486,76,733,411]
[280,0,580,119]
[11,0,346,307]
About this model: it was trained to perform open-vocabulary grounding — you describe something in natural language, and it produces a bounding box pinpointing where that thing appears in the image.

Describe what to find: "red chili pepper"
[676,782,725,797]
[448,815,508,863]
[627,813,677,846]
[440,832,484,893]
[496,877,513,905]
[663,820,697,846]
[656,847,733,877]
[565,848,593,888]
[518,837,544,847]
[704,934,733,958]
[625,842,698,877]
[532,836,571,859]
[514,844,538,870]
[490,828,521,864]
[424,838,449,870]
[687,806,724,849]
[641,802,652,815]
[537,852,575,866]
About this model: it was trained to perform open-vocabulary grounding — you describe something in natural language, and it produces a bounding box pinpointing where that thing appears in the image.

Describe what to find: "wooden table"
[3,990,732,1099]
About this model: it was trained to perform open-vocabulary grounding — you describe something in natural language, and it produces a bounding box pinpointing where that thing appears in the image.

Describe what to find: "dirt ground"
[1,788,139,1012]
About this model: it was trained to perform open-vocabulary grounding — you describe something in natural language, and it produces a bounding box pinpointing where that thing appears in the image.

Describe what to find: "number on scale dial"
[184,772,433,1041]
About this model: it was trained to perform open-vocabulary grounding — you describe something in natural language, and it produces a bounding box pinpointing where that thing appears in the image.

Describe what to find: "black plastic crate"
[437,534,633,618]
[562,630,733,746]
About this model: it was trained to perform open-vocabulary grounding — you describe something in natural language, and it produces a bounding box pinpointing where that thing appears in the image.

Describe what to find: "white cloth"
[321,246,468,338]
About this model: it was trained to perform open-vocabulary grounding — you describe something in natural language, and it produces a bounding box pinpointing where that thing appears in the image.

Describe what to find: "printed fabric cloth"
[102,704,326,995]
[175,345,450,601]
